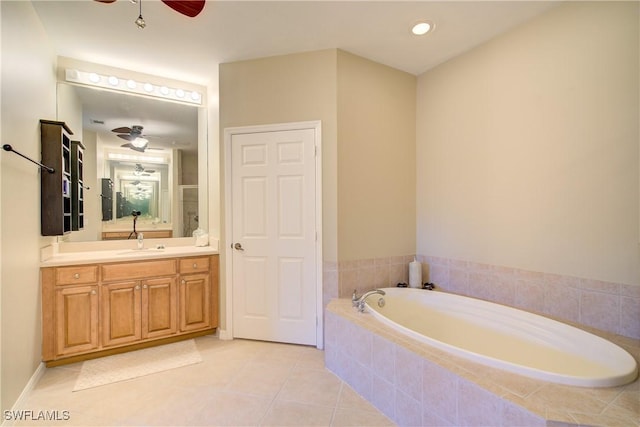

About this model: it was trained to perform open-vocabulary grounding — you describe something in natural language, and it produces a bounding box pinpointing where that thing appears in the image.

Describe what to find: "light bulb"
[411,21,433,36]
[135,15,146,29]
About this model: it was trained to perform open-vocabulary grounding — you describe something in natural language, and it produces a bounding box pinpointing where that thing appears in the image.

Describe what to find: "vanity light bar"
[65,69,203,105]
[108,152,166,163]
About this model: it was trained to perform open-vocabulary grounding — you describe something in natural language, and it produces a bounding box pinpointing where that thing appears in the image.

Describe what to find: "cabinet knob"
[135,285,141,290]
[193,263,198,269]
[90,290,97,295]
[181,280,186,285]
[143,284,148,289]
[74,273,80,279]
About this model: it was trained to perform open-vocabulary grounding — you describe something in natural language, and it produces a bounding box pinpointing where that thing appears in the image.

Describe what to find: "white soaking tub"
[364,287,638,387]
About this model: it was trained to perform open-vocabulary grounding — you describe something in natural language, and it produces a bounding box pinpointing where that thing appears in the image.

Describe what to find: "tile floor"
[11,337,395,426]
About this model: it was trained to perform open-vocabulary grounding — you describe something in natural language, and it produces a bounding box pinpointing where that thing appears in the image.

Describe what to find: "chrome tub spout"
[352,289,386,312]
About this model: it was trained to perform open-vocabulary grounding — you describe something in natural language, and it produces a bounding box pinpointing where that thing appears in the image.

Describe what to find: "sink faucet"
[137,232,144,249]
[352,289,386,312]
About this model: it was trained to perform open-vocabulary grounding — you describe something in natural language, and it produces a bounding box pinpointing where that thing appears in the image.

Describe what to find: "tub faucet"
[352,289,386,312]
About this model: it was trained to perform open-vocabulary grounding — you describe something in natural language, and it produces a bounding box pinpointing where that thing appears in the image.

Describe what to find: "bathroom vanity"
[40,245,218,366]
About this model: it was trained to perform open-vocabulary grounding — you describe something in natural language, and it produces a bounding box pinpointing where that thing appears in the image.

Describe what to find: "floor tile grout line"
[256,361,298,427]
[328,381,345,427]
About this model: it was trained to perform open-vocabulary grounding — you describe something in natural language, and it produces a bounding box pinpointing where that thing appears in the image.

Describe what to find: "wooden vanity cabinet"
[41,254,218,365]
[101,276,178,347]
[101,258,178,347]
[42,265,99,358]
[179,256,214,332]
[101,280,142,347]
[101,230,173,240]
[55,285,99,356]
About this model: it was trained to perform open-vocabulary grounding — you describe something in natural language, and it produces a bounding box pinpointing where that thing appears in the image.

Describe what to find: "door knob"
[233,243,244,251]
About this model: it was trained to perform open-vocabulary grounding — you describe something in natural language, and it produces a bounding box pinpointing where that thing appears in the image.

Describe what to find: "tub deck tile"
[325,298,640,427]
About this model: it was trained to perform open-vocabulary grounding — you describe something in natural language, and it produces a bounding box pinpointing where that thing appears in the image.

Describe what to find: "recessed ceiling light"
[411,21,433,36]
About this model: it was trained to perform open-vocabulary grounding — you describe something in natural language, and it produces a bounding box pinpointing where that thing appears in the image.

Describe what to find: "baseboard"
[218,329,233,340]
[1,362,46,427]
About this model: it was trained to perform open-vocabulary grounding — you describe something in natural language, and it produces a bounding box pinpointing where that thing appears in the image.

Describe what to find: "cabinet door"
[55,285,99,356]
[179,273,211,332]
[142,276,177,339]
[102,281,141,347]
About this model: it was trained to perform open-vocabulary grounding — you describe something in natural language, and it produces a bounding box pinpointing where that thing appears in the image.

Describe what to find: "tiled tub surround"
[327,255,640,340]
[325,298,640,427]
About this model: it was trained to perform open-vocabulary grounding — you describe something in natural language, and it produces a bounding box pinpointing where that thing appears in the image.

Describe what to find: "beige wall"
[416,1,639,286]
[336,51,416,261]
[220,49,417,263]
[220,49,339,262]
[0,1,58,412]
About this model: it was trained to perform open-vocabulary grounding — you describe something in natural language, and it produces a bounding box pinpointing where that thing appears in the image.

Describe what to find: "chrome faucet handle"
[352,289,359,306]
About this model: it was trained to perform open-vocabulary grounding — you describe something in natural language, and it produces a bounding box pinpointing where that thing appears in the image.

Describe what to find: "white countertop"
[40,238,219,267]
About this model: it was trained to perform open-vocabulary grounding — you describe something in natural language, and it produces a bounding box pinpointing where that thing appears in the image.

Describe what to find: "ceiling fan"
[94,0,206,19]
[112,125,150,152]
[134,163,156,175]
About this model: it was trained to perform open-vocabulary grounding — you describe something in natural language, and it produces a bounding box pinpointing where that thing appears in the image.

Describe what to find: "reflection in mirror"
[57,82,206,242]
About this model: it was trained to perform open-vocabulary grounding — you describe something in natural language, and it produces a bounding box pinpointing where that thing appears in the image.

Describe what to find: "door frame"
[222,121,323,349]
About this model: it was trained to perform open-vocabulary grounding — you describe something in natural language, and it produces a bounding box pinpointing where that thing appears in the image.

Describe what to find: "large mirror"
[57,82,207,242]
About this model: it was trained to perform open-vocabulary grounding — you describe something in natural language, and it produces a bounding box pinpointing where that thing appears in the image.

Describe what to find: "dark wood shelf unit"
[71,140,86,231]
[40,119,74,236]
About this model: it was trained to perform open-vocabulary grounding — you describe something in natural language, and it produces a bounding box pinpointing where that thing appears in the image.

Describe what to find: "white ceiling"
[31,0,559,152]
[32,0,559,86]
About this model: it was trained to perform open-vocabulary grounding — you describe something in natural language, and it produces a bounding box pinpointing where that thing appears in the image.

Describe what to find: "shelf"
[40,120,75,236]
[71,140,85,231]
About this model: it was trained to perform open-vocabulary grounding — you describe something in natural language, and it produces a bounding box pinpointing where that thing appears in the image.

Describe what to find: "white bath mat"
[73,339,202,391]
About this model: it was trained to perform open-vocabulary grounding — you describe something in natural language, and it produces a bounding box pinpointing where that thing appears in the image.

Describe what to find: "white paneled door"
[231,128,318,345]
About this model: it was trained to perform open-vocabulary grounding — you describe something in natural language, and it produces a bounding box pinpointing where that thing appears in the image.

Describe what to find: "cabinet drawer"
[56,265,98,285]
[179,257,210,274]
[102,259,177,282]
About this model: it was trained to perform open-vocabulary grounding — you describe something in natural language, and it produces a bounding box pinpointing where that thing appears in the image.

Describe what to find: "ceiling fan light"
[135,15,146,29]
[131,137,148,148]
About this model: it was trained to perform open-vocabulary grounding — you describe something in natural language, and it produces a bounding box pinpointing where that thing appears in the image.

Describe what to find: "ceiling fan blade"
[117,134,136,141]
[121,143,146,153]
[94,0,117,3]
[112,127,132,133]
[161,0,205,18]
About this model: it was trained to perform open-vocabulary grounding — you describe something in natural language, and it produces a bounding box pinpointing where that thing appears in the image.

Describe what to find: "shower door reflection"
[180,185,198,237]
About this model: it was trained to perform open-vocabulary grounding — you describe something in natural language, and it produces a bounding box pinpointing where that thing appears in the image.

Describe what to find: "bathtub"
[364,287,638,387]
